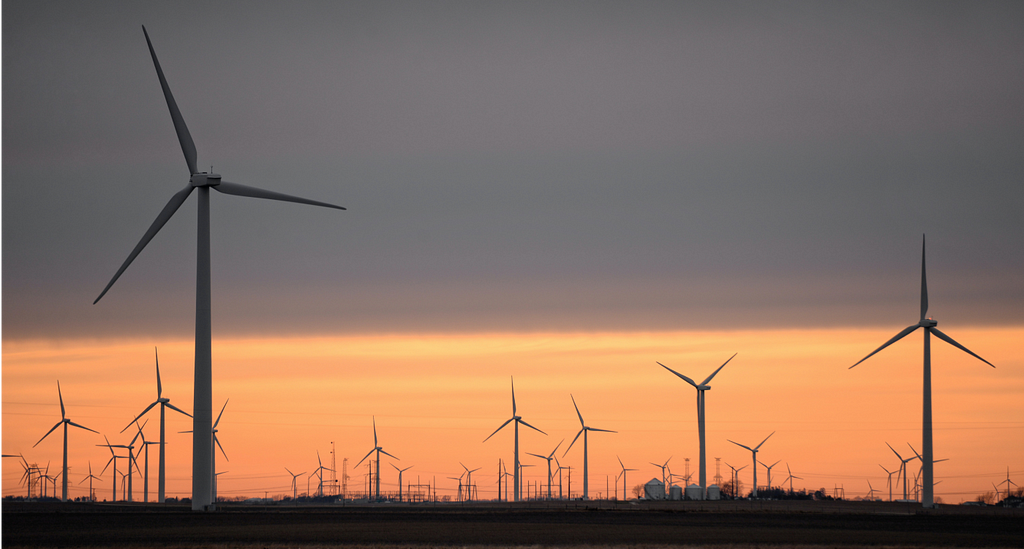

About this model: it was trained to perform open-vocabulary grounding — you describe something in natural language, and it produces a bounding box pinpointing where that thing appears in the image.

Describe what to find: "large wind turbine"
[658,353,735,499]
[356,417,398,501]
[850,235,993,508]
[123,348,191,503]
[563,395,616,500]
[483,377,546,502]
[93,27,345,511]
[728,432,774,498]
[33,381,98,502]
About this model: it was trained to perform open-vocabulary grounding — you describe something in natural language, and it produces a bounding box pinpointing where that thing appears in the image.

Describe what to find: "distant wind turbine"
[563,394,616,500]
[285,467,306,500]
[850,235,994,508]
[98,435,137,502]
[996,466,1017,501]
[80,461,102,502]
[617,456,638,501]
[122,347,191,503]
[392,464,413,502]
[783,463,801,495]
[728,432,774,498]
[460,463,481,501]
[650,457,672,489]
[483,377,546,502]
[725,462,747,499]
[758,459,780,492]
[132,420,161,503]
[33,381,98,502]
[356,417,398,501]
[658,353,735,499]
[93,26,345,511]
[886,442,919,501]
[526,439,563,500]
[879,464,896,502]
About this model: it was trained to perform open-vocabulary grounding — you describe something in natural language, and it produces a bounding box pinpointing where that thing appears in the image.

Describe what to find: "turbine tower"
[483,377,546,502]
[123,347,191,503]
[93,26,345,511]
[356,417,398,501]
[850,235,994,508]
[658,353,735,499]
[728,432,774,498]
[33,381,98,502]
[563,394,616,500]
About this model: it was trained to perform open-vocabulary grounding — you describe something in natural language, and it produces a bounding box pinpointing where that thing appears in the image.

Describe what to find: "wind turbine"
[179,400,229,503]
[563,394,616,500]
[93,26,345,512]
[650,457,671,489]
[460,463,481,501]
[996,466,1017,501]
[122,347,191,503]
[725,462,747,498]
[310,451,330,497]
[392,464,413,502]
[658,353,735,499]
[866,479,878,501]
[617,456,637,501]
[758,459,780,492]
[728,432,774,498]
[783,463,801,495]
[285,468,305,500]
[886,442,919,501]
[850,235,994,508]
[356,417,398,501]
[98,435,134,502]
[80,461,101,502]
[447,471,465,502]
[33,381,99,502]
[483,377,546,502]
[132,420,161,503]
[879,464,896,502]
[526,439,563,500]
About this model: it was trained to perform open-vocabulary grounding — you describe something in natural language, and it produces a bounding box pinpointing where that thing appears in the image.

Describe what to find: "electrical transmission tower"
[342,457,348,499]
[714,457,723,486]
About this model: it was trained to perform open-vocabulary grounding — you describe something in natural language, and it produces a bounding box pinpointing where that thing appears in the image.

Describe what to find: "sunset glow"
[5,328,1021,503]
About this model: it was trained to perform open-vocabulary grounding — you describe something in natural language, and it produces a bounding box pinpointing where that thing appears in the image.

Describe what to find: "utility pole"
[342,457,348,500]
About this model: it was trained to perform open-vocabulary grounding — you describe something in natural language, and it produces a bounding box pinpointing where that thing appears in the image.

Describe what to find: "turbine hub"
[190,172,222,187]
[159,398,170,403]
[920,318,937,327]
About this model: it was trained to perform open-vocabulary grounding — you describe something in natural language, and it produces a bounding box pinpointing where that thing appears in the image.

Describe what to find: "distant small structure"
[644,478,665,500]
[669,485,683,500]
[707,484,721,500]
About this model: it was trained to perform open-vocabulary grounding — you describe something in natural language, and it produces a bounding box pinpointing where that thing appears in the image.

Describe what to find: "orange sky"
[3,327,1022,503]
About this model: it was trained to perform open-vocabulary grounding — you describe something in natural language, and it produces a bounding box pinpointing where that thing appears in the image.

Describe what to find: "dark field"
[3,500,1023,548]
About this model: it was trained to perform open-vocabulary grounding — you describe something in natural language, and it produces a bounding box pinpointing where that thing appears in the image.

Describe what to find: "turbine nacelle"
[919,318,937,328]
[190,172,221,187]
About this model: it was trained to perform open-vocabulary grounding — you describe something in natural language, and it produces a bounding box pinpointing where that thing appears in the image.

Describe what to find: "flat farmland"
[3,500,1022,548]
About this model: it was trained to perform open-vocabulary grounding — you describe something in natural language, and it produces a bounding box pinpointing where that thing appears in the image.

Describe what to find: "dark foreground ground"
[3,500,1023,548]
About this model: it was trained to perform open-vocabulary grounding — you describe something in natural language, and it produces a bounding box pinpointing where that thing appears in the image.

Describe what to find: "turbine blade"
[285,467,294,476]
[68,421,99,434]
[526,453,546,460]
[920,234,929,321]
[571,395,584,427]
[373,417,378,447]
[164,402,193,418]
[589,427,616,433]
[94,184,194,304]
[849,324,919,369]
[57,381,66,419]
[482,417,514,442]
[755,431,775,450]
[728,439,754,452]
[886,441,903,460]
[33,422,63,448]
[618,456,625,469]
[212,181,345,210]
[142,26,197,175]
[155,347,162,399]
[563,429,584,457]
[214,434,228,461]
[701,353,737,386]
[931,328,995,368]
[548,439,564,458]
[123,402,159,432]
[355,448,375,467]
[518,418,547,435]
[511,376,516,416]
[379,449,399,460]
[214,399,229,428]
[657,362,698,387]
[99,456,114,476]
